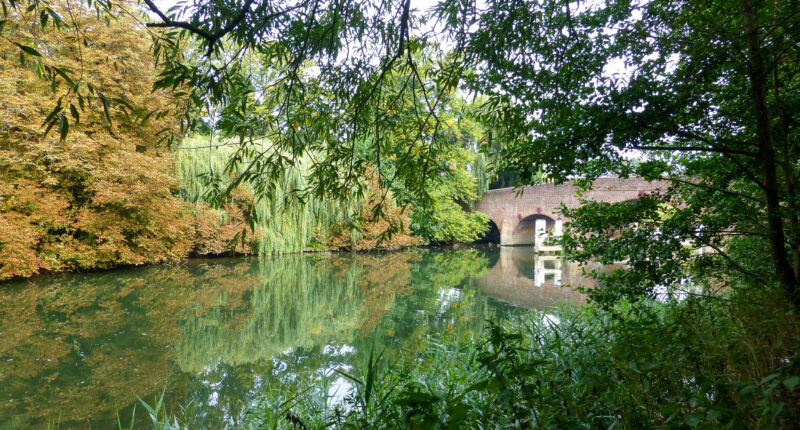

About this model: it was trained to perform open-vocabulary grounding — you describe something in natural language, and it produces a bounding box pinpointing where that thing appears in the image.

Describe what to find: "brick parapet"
[474,177,667,245]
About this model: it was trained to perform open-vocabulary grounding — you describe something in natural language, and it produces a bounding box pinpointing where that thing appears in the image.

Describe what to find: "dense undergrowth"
[242,292,799,429]
[112,284,800,429]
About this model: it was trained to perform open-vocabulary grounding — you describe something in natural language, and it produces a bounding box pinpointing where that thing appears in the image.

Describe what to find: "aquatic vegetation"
[246,290,800,429]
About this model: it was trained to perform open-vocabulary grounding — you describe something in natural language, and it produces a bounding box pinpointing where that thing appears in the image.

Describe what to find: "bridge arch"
[517,214,562,247]
[473,178,666,247]
[477,219,501,244]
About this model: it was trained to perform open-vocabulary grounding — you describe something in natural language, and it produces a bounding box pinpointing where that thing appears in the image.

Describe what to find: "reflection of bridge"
[475,178,665,246]
[475,246,624,310]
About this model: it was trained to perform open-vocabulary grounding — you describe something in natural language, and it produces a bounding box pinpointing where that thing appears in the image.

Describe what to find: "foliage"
[324,169,420,250]
[0,1,271,280]
[245,290,800,429]
[400,143,489,244]
[176,136,419,253]
[177,135,335,254]
[383,143,489,244]
[3,0,798,305]
[459,0,800,306]
[0,0,199,280]
[1,0,486,244]
[2,0,799,427]
[351,68,492,244]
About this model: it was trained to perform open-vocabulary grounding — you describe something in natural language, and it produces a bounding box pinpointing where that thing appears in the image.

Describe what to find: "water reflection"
[475,246,615,310]
[0,246,594,428]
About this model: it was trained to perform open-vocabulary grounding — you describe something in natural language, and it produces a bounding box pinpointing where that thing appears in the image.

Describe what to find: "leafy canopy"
[3,0,800,306]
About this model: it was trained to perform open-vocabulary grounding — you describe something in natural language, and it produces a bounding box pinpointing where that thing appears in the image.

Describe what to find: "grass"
[242,288,800,429]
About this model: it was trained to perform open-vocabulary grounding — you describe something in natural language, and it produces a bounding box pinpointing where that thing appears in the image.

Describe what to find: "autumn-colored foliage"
[0,1,419,281]
[324,170,420,251]
[0,1,237,280]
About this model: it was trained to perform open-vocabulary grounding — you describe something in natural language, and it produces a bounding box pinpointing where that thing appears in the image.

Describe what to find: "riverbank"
[0,241,427,284]
[243,286,800,428]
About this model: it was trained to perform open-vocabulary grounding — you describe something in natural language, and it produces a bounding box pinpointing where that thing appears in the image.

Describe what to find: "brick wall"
[474,178,666,245]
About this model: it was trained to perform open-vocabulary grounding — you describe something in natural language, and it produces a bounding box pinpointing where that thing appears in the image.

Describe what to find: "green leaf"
[43,118,58,138]
[41,104,63,128]
[69,104,80,123]
[14,42,41,57]
[738,384,757,397]
[99,93,111,124]
[684,414,701,426]
[783,376,800,392]
[518,360,548,376]
[760,373,780,385]
[53,67,75,86]
[465,379,489,392]
[59,115,69,141]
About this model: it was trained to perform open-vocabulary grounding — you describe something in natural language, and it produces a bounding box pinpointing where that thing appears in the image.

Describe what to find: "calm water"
[0,246,598,428]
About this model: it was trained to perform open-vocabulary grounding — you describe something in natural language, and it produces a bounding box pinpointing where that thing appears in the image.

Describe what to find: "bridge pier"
[474,178,666,247]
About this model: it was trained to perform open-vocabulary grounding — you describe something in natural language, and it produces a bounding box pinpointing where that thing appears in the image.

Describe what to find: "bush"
[244,290,800,429]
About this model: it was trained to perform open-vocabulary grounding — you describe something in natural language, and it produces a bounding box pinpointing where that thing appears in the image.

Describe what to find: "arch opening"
[515,214,559,246]
[476,219,501,244]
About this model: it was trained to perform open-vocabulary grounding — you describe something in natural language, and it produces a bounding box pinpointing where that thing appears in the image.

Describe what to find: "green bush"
[245,291,800,429]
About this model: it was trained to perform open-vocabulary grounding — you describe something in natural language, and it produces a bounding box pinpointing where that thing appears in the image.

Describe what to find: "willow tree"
[3,0,799,305]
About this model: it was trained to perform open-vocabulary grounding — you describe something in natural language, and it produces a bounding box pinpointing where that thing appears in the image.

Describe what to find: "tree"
[0,0,254,279]
[1,0,478,239]
[457,0,800,307]
[3,0,798,308]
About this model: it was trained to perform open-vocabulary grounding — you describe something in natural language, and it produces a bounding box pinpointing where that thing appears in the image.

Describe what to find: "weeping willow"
[472,152,491,195]
[175,135,348,254]
[175,250,500,373]
[176,254,393,372]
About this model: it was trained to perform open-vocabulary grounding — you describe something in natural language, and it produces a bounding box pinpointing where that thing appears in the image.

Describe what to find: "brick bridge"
[474,177,665,246]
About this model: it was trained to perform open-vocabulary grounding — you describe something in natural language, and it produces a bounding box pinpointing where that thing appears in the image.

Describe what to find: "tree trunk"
[741,0,800,307]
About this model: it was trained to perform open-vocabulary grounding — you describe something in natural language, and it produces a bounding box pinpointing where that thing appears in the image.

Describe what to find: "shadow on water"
[0,246,598,428]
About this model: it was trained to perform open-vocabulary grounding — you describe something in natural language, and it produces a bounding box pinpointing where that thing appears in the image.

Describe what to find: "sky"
[143,0,643,160]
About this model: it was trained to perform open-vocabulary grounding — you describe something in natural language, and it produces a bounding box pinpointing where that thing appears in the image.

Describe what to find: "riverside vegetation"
[0,2,489,280]
[2,0,800,428]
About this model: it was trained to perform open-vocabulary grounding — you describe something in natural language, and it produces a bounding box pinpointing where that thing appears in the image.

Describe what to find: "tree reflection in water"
[0,246,592,428]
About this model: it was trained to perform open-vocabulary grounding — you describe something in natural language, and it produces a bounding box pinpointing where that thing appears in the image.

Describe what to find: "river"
[0,245,605,428]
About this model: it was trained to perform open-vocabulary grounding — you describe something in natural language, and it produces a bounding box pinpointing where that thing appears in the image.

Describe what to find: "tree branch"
[143,0,259,56]
[632,144,759,157]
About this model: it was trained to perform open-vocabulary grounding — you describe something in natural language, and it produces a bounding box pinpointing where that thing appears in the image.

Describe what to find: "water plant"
[244,289,800,429]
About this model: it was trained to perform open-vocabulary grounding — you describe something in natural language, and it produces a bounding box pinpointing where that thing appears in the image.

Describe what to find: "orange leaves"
[190,203,257,256]
[324,169,420,251]
[0,0,198,280]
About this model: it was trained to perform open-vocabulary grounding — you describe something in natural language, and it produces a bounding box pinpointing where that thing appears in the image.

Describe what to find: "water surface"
[0,246,595,428]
